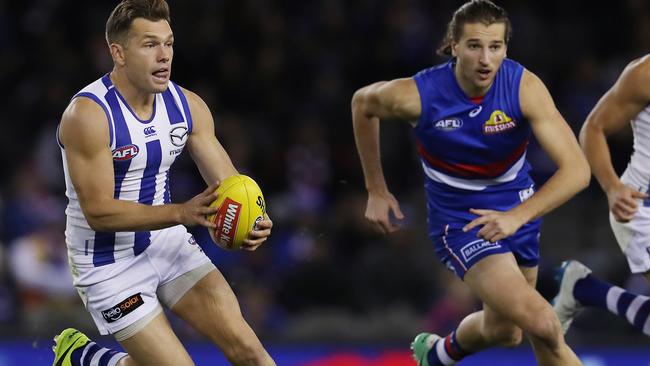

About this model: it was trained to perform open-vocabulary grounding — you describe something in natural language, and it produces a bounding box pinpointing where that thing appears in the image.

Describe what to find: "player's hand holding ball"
[206,174,272,251]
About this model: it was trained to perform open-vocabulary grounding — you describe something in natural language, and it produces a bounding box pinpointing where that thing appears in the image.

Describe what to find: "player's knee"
[525,310,563,349]
[225,340,273,366]
[486,324,523,348]
[495,328,523,348]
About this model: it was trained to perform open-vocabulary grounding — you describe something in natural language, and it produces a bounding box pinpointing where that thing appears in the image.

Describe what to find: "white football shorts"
[68,225,214,337]
[610,205,650,273]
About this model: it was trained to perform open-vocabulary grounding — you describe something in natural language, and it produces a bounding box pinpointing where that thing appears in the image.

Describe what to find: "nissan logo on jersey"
[169,126,188,147]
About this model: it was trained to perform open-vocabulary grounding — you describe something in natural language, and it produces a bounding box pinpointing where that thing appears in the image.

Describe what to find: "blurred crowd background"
[1,0,649,349]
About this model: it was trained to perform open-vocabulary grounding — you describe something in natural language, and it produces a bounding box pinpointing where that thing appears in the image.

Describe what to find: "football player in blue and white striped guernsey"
[554,55,650,338]
[52,1,275,365]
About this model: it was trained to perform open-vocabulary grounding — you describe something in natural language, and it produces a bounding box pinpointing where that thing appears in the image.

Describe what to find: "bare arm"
[464,70,590,241]
[184,88,272,250]
[580,57,650,221]
[351,78,421,233]
[514,70,590,221]
[60,97,217,232]
[183,88,238,184]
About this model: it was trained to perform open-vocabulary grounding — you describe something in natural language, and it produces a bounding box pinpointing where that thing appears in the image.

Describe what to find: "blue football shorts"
[430,217,541,280]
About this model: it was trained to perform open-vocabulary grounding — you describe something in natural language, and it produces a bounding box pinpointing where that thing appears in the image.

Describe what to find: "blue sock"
[574,274,650,335]
[70,342,127,366]
[573,274,609,308]
[427,331,469,366]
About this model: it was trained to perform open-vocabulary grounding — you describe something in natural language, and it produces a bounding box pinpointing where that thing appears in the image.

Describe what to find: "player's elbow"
[578,116,602,150]
[573,156,592,191]
[85,213,110,232]
[81,201,114,231]
[577,122,589,148]
[351,87,369,111]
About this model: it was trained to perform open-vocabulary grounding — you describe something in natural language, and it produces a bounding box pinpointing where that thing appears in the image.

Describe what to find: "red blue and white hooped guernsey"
[413,58,536,221]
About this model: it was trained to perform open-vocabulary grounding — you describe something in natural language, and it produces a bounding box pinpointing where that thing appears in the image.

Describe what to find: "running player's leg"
[169,268,275,366]
[53,297,192,366]
[412,222,538,366]
[415,267,532,366]
[150,228,274,366]
[464,253,581,366]
[53,327,127,366]
[454,263,538,351]
[555,259,650,336]
[116,311,194,366]
[576,266,650,336]
[413,255,577,366]
[55,232,200,366]
[555,209,650,335]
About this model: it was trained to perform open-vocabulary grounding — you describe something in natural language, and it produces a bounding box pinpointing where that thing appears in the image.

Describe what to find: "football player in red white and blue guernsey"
[352,1,588,365]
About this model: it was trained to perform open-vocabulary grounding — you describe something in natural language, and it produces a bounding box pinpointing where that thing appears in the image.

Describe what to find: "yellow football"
[206,174,266,250]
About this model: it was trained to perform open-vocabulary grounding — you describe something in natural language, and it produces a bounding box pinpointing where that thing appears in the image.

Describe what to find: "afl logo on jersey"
[483,110,516,134]
[169,126,188,147]
[434,118,463,131]
[112,144,140,161]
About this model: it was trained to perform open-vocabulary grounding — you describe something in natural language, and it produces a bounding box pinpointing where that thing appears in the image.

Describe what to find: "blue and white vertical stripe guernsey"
[59,74,193,267]
[621,104,650,205]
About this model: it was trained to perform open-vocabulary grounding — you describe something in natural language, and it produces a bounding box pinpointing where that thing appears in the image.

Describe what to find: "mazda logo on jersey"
[169,126,188,147]
[112,144,139,161]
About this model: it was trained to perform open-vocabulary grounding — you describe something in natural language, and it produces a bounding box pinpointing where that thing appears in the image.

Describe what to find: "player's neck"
[109,70,155,120]
[454,65,491,99]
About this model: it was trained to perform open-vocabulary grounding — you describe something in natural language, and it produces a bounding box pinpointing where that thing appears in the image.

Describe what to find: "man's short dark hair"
[106,0,171,46]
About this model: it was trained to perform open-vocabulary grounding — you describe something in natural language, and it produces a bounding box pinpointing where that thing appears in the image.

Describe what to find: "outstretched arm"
[580,57,650,222]
[60,97,218,232]
[464,70,590,242]
[351,78,421,234]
